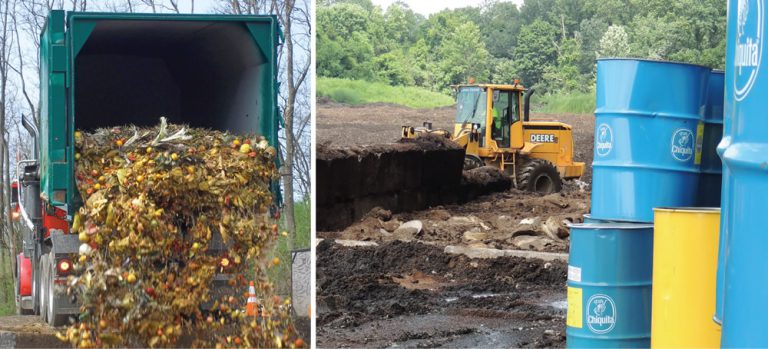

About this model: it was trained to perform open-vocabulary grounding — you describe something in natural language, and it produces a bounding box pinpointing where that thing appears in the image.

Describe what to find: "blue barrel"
[566,222,654,348]
[582,214,606,223]
[591,58,710,222]
[714,0,738,328]
[698,70,725,207]
[721,0,768,345]
[582,214,633,224]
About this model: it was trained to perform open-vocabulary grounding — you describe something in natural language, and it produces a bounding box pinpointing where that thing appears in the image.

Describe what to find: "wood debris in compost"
[57,118,305,348]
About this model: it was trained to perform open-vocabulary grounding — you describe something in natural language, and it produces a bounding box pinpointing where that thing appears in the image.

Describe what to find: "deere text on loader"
[402,83,585,193]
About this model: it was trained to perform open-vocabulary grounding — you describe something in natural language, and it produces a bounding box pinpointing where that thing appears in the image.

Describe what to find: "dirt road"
[0,316,67,348]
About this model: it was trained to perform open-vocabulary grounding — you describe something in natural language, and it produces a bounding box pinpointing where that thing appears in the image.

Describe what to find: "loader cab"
[454,84,524,150]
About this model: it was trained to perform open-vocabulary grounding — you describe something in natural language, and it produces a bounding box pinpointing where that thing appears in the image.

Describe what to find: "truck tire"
[32,251,41,316]
[39,255,49,323]
[517,159,562,194]
[45,253,69,327]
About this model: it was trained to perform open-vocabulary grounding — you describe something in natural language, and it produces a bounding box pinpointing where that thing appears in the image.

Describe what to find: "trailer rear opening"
[74,19,268,133]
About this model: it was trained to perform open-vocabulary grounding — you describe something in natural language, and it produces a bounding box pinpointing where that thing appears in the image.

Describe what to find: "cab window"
[455,86,487,126]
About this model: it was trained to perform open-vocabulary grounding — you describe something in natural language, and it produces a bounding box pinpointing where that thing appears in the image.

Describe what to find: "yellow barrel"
[651,207,721,348]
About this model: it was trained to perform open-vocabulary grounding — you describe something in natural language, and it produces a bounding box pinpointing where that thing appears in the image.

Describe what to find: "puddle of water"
[445,297,458,303]
[471,293,501,299]
[550,300,567,309]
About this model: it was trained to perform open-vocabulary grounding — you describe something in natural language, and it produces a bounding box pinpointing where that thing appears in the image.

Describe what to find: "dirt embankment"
[317,240,568,348]
[317,136,513,231]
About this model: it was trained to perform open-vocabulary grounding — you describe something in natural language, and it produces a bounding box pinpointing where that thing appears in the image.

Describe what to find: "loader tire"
[463,155,485,170]
[517,159,562,194]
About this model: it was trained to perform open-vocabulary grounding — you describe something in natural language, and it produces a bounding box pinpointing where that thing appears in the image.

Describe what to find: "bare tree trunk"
[169,0,180,13]
[231,0,242,14]
[141,0,157,13]
[281,0,296,244]
[0,0,10,304]
[10,12,37,122]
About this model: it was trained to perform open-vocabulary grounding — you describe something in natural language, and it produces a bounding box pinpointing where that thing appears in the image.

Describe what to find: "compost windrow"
[60,118,304,348]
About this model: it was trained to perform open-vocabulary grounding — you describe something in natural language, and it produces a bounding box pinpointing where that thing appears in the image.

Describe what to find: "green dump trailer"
[13,10,282,326]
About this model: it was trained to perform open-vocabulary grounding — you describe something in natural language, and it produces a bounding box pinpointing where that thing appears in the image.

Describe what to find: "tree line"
[317,0,727,94]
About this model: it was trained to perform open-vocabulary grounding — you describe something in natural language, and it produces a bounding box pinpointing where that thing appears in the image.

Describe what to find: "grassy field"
[0,251,15,316]
[318,78,455,109]
[534,91,595,114]
[319,77,595,114]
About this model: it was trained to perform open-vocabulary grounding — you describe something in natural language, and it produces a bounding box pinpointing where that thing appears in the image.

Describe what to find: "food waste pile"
[59,118,304,348]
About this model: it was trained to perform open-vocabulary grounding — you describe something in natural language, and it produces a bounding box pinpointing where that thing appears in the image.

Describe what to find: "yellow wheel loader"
[402,83,585,194]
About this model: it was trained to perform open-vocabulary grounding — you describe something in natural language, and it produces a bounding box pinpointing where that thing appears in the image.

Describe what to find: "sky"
[371,0,524,16]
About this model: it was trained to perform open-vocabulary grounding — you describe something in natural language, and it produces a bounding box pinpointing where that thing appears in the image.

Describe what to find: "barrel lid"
[654,207,721,214]
[597,57,712,70]
[566,222,654,230]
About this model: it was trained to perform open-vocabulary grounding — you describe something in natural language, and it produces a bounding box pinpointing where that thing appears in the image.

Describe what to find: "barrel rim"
[653,207,721,213]
[581,214,645,224]
[597,57,713,70]
[566,222,654,229]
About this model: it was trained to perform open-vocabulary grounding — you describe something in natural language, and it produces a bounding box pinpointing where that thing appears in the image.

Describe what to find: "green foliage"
[512,20,559,88]
[267,199,311,294]
[536,91,596,114]
[544,37,586,93]
[435,22,491,90]
[317,0,726,107]
[599,25,631,58]
[318,78,455,108]
[0,252,16,316]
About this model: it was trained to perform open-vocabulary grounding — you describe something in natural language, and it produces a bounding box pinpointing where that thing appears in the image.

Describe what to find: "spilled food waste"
[57,118,305,348]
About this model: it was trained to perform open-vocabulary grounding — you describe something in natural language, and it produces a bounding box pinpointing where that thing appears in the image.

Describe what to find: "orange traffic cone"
[246,281,258,317]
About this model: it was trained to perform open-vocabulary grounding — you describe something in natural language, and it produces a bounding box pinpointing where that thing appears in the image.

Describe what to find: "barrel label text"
[595,124,613,157]
[586,294,617,334]
[671,128,695,162]
[568,265,582,282]
[735,0,764,101]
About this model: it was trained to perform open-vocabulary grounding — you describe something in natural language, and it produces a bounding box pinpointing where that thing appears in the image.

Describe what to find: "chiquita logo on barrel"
[586,294,616,334]
[671,128,695,162]
[595,124,613,157]
[735,0,764,101]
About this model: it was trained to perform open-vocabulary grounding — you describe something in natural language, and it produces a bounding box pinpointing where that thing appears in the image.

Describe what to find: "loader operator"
[493,103,501,139]
[492,100,503,141]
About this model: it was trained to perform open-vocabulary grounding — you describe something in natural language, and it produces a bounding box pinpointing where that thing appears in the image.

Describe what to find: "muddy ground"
[319,188,589,253]
[317,240,567,348]
[317,102,595,348]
